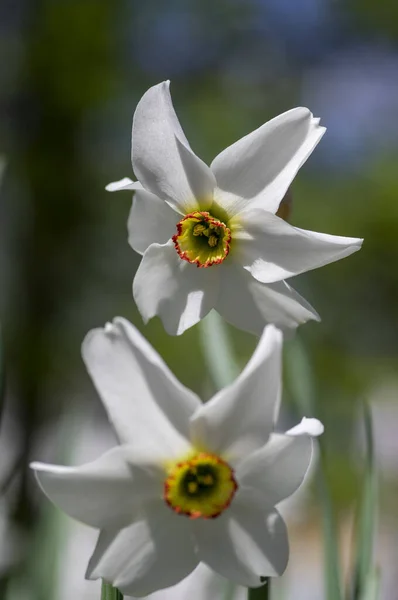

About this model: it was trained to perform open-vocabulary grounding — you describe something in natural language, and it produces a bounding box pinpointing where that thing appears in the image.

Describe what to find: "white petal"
[82,317,200,456]
[106,178,142,192]
[211,109,325,216]
[128,189,179,255]
[133,240,219,335]
[131,81,216,213]
[127,564,247,600]
[216,263,319,336]
[195,507,288,586]
[286,417,324,437]
[31,447,156,529]
[190,325,282,463]
[87,501,198,597]
[236,209,363,283]
[236,432,314,508]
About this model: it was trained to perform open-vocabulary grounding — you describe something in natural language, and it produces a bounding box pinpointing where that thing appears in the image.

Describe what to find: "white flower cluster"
[31,82,362,599]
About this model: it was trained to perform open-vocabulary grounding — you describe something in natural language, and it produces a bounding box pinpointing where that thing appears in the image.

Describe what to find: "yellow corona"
[164,451,238,519]
[173,211,231,268]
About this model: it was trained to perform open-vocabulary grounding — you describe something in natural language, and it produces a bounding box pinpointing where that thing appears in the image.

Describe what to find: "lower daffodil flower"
[31,318,323,597]
[107,81,363,336]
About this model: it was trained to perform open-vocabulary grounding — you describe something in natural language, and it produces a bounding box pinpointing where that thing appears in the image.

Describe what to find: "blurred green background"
[0,0,397,598]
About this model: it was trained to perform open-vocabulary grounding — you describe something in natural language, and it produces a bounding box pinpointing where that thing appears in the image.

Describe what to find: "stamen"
[208,235,218,247]
[188,481,198,494]
[200,474,214,485]
[193,223,207,236]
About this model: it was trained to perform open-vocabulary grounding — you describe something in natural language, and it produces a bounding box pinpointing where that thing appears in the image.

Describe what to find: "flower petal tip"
[105,178,141,192]
[287,417,324,437]
[312,116,325,130]
[104,321,117,336]
[29,461,41,471]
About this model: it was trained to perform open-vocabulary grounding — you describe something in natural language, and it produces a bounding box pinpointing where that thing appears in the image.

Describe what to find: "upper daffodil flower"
[31,318,323,597]
[107,81,363,336]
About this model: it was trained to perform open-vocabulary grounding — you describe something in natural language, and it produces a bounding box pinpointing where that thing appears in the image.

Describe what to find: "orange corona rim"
[164,452,238,519]
[172,211,231,268]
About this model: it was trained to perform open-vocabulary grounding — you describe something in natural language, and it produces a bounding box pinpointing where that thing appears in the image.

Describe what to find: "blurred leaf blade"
[284,337,343,600]
[0,159,6,428]
[361,567,381,600]
[0,325,5,429]
[317,451,343,600]
[352,403,378,600]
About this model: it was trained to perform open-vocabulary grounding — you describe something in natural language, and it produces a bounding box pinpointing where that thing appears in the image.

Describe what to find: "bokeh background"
[0,0,397,598]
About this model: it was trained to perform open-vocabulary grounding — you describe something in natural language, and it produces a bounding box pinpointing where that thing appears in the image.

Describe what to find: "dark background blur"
[0,0,397,598]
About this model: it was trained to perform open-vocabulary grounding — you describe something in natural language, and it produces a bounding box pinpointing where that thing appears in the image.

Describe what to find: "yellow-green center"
[172,211,231,267]
[164,452,237,519]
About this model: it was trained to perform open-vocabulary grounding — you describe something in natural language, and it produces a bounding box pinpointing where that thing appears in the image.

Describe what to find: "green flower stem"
[248,579,270,600]
[199,310,240,390]
[101,581,123,600]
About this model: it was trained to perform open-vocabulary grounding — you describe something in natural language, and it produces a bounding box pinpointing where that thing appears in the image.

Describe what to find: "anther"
[200,474,214,486]
[193,224,207,236]
[208,235,218,247]
[188,482,198,494]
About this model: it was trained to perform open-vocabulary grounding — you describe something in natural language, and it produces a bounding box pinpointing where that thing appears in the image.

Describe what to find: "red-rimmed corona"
[172,211,232,268]
[164,451,238,519]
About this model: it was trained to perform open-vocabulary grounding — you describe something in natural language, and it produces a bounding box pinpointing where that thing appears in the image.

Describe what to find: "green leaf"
[101,581,123,600]
[0,161,6,429]
[284,337,343,600]
[0,324,5,429]
[316,453,343,600]
[361,567,381,600]
[352,403,378,600]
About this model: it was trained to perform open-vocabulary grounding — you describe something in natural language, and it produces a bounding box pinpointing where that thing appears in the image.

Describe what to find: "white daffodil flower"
[31,318,323,597]
[107,81,363,336]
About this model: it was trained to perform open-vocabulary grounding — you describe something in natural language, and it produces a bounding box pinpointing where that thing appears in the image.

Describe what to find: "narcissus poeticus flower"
[107,81,363,336]
[31,318,323,597]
